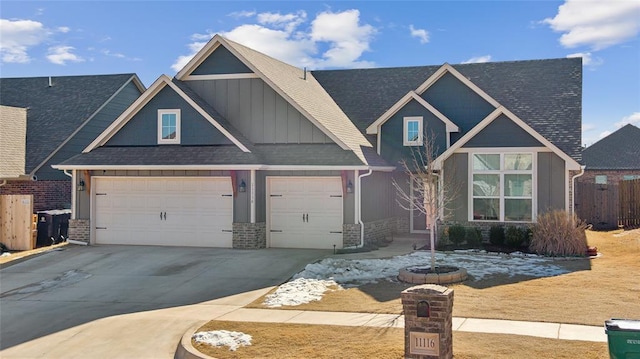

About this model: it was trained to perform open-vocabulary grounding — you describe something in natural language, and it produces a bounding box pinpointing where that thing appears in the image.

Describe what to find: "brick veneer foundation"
[232,222,266,249]
[402,284,454,359]
[68,219,90,243]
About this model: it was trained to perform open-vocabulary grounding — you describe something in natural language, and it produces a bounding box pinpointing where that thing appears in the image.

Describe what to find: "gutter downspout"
[351,169,373,249]
[63,170,76,220]
[570,165,586,216]
[0,180,6,187]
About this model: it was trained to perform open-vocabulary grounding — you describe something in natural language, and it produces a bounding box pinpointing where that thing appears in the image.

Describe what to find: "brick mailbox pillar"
[401,284,454,359]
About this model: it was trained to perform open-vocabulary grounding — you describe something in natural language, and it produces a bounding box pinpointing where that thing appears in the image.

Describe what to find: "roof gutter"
[52,164,397,172]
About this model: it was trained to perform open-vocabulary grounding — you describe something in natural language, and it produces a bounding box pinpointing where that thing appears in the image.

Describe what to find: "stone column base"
[233,222,266,249]
[68,219,90,243]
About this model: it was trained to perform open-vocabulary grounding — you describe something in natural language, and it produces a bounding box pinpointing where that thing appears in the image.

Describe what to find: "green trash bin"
[605,319,640,359]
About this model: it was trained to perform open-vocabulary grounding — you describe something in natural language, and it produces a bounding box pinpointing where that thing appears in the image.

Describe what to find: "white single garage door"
[268,177,343,249]
[94,177,233,247]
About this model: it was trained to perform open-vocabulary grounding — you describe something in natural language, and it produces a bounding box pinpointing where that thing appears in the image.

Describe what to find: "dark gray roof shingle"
[313,58,582,162]
[582,124,640,170]
[0,74,137,173]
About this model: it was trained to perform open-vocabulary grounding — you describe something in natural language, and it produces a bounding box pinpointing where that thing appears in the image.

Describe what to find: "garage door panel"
[268,177,343,249]
[95,177,232,247]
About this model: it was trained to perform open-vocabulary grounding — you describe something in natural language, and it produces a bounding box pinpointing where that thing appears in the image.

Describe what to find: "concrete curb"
[175,324,215,359]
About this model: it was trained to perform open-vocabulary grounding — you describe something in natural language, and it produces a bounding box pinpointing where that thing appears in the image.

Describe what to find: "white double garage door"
[94,177,343,249]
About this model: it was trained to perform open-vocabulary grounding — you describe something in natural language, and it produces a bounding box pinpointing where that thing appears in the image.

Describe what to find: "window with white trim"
[403,116,423,146]
[471,153,533,222]
[158,109,180,144]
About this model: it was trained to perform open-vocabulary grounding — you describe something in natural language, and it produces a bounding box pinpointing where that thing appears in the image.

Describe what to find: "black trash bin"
[36,214,52,247]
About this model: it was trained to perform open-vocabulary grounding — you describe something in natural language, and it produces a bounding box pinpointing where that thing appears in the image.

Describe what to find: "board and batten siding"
[192,46,253,75]
[105,86,233,147]
[361,171,393,222]
[421,72,495,145]
[187,79,333,145]
[537,152,566,212]
[39,81,142,180]
[463,114,543,148]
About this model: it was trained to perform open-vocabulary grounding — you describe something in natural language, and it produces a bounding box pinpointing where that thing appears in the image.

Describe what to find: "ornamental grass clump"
[530,210,588,256]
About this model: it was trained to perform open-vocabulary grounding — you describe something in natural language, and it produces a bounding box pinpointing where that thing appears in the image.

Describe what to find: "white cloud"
[57,26,70,33]
[462,55,492,64]
[228,10,256,19]
[543,0,640,50]
[582,123,596,132]
[309,9,376,68]
[615,112,640,127]
[171,9,376,72]
[0,19,49,63]
[566,51,603,67]
[598,130,611,139]
[46,45,84,65]
[409,25,429,44]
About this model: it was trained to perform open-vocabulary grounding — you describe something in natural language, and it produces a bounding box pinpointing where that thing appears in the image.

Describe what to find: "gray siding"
[537,152,566,213]
[446,153,469,222]
[380,99,447,166]
[187,79,333,144]
[234,170,250,223]
[106,86,233,146]
[361,171,393,222]
[39,81,142,180]
[192,46,253,75]
[421,72,495,145]
[463,114,543,148]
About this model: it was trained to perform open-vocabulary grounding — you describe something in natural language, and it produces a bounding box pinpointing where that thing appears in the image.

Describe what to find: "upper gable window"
[403,116,423,146]
[158,109,180,144]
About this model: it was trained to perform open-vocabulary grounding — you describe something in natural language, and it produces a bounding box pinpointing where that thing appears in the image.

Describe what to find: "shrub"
[448,224,466,246]
[489,225,505,245]
[465,227,482,248]
[505,226,528,248]
[530,210,588,256]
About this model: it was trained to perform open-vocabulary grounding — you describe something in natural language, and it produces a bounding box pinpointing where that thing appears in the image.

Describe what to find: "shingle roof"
[0,74,138,173]
[582,124,640,170]
[60,145,262,167]
[58,143,383,168]
[312,58,583,162]
[220,37,374,163]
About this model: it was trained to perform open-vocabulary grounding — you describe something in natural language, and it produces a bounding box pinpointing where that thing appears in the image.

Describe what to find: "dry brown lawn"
[193,321,608,358]
[248,229,640,326]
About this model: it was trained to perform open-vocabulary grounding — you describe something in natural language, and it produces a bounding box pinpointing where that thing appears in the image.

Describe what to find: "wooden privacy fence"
[619,178,640,228]
[0,194,36,250]
[575,182,618,230]
[575,179,640,230]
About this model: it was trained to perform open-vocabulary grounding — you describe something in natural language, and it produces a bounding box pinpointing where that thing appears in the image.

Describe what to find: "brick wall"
[232,222,266,249]
[0,180,71,212]
[396,217,410,234]
[342,223,361,248]
[68,219,90,243]
[363,217,396,246]
[578,170,640,184]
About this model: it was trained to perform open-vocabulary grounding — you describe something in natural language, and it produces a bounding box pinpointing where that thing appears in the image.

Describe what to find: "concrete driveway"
[0,244,328,358]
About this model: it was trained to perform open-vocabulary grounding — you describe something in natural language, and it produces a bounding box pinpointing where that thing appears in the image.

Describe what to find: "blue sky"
[1,1,638,146]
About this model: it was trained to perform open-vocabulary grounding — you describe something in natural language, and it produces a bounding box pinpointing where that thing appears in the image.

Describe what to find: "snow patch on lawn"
[1,252,11,257]
[192,330,252,351]
[264,277,341,307]
[265,251,572,307]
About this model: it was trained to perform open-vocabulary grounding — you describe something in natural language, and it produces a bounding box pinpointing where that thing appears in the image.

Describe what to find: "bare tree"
[392,131,459,271]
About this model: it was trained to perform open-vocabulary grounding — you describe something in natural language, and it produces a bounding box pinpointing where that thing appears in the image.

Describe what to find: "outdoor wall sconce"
[346,180,353,193]
[238,179,246,193]
[77,179,85,192]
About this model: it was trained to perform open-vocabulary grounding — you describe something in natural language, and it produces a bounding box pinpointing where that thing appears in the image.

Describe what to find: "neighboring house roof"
[0,74,145,176]
[176,35,374,164]
[313,57,583,162]
[582,124,640,170]
[0,105,27,179]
